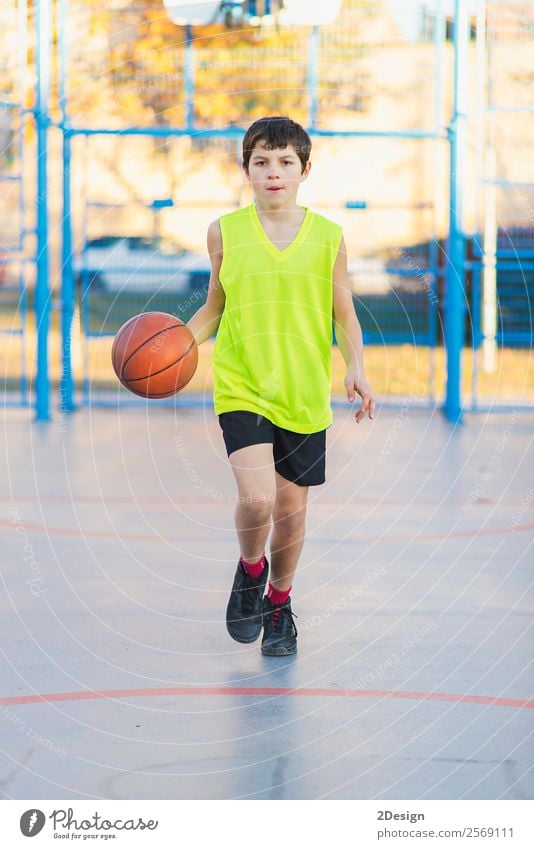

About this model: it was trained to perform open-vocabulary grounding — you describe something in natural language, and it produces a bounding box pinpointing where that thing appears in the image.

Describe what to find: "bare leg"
[269,472,309,591]
[228,443,276,562]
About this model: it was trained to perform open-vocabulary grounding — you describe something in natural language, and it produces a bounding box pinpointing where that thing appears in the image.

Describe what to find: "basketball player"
[187,116,375,655]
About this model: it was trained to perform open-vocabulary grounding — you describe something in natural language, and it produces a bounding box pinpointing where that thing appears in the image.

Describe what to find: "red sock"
[240,552,266,579]
[267,582,291,606]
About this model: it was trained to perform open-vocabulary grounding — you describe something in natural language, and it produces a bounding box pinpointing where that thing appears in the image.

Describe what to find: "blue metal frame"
[184,25,195,131]
[0,0,30,408]
[61,126,444,139]
[469,251,534,349]
[58,0,76,413]
[307,26,319,130]
[53,0,459,415]
[444,0,469,424]
[470,0,534,407]
[34,0,52,420]
[433,0,445,133]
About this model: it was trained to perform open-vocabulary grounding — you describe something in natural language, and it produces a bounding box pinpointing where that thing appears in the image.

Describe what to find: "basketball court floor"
[1,402,532,799]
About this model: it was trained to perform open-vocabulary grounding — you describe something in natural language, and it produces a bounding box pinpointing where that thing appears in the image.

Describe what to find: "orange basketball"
[111,311,198,398]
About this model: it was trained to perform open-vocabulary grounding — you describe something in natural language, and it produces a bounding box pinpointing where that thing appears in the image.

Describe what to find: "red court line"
[1,517,156,541]
[1,516,533,544]
[0,495,522,506]
[1,687,532,709]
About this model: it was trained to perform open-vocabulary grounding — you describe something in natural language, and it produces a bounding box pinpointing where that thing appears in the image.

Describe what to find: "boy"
[187,116,375,656]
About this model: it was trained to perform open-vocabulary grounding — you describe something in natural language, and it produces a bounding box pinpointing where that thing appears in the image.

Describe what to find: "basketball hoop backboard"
[278,0,342,26]
[162,0,342,27]
[162,1,246,27]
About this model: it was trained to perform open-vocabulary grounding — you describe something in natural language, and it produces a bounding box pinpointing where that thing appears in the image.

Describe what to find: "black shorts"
[218,410,327,487]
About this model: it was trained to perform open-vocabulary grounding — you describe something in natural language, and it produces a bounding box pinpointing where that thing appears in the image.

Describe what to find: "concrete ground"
[0,401,533,799]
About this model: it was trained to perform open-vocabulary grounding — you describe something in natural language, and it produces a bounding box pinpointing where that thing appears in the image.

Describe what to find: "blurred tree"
[65,0,371,129]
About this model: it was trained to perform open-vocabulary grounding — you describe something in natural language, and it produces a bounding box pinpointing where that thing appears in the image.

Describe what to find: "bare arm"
[186,219,226,346]
[332,234,375,421]
[332,234,364,371]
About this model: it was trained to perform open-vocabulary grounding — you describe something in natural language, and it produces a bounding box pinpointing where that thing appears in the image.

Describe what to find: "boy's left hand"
[345,368,375,423]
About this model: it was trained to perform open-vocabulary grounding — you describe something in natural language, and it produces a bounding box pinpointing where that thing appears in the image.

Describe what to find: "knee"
[273,505,306,537]
[237,492,275,525]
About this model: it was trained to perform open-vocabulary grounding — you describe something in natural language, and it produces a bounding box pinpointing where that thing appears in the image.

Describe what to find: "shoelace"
[269,604,298,634]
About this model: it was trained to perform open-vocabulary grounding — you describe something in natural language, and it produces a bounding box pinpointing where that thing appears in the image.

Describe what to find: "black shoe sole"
[226,624,263,644]
[261,643,297,656]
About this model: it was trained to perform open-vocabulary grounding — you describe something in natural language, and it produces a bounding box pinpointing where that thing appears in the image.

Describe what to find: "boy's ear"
[302,161,312,179]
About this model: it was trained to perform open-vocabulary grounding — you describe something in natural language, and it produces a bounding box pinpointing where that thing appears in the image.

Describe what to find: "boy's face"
[244,141,311,207]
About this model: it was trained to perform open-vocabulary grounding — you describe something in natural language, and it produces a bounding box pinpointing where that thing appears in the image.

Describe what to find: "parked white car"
[74,236,209,294]
[348,257,393,295]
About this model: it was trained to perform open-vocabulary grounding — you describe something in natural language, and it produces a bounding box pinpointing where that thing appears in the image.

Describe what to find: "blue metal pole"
[433,0,445,133]
[444,0,469,424]
[307,25,319,131]
[58,125,443,140]
[184,25,195,132]
[59,0,76,413]
[34,0,51,421]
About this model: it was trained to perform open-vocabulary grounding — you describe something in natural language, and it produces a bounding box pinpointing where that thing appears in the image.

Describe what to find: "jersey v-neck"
[249,202,312,261]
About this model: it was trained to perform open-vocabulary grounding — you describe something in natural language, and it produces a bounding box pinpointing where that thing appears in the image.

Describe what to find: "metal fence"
[0,0,32,407]
[467,0,534,409]
[61,0,448,410]
[1,0,532,420]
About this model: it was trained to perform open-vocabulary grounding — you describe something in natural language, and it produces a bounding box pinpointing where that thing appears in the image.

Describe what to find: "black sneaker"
[226,557,269,643]
[261,596,298,656]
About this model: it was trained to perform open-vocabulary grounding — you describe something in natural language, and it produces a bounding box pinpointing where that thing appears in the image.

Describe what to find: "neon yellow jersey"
[213,202,343,434]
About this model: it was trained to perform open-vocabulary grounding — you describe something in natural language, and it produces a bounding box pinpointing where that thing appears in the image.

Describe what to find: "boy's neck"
[254,197,304,220]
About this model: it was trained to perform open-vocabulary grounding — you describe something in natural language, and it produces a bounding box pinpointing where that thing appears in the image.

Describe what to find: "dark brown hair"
[242,116,312,174]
